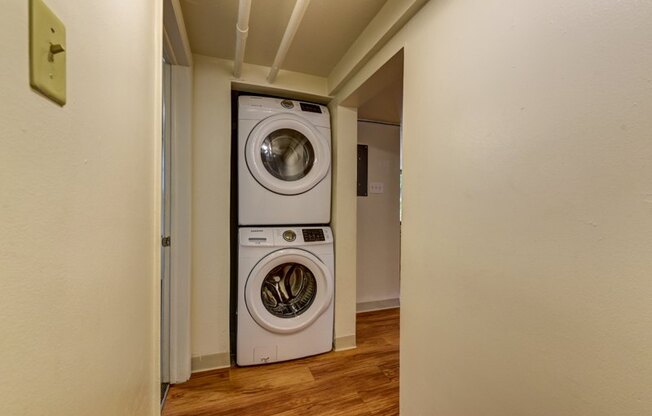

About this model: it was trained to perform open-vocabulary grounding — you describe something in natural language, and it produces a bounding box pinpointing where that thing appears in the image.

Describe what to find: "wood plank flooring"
[162,308,399,416]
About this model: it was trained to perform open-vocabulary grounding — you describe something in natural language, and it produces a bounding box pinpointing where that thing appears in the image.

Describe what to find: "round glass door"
[261,263,317,318]
[261,129,315,182]
[245,249,333,334]
[245,114,331,195]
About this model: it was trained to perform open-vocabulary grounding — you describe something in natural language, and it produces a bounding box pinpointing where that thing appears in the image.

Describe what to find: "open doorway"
[334,48,404,412]
[357,121,402,312]
[352,50,404,314]
[159,59,194,409]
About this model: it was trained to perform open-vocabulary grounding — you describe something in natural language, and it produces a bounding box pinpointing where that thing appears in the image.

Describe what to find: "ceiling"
[180,0,388,77]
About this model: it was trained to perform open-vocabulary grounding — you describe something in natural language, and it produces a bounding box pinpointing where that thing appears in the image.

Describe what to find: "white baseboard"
[334,334,357,351]
[356,298,400,313]
[191,352,231,373]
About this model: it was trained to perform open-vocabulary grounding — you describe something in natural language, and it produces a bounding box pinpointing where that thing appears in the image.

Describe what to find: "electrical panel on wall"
[357,144,368,197]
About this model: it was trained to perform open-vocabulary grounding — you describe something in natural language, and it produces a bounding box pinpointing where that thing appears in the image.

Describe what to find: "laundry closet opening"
[228,89,334,364]
[348,50,404,314]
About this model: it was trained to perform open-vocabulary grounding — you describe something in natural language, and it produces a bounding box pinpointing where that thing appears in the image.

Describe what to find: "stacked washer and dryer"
[236,96,334,366]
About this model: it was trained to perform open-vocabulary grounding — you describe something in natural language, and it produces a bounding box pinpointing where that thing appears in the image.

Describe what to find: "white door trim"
[169,64,193,384]
[161,62,172,386]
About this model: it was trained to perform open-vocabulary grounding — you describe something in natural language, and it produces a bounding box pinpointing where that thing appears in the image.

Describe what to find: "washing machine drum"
[245,249,333,334]
[246,114,330,195]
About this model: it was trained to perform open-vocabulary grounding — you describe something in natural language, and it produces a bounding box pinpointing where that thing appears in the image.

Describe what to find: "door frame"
[161,61,173,391]
[162,0,193,386]
[167,64,193,384]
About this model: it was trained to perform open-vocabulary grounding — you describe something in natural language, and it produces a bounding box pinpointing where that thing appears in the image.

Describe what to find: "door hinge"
[162,236,171,247]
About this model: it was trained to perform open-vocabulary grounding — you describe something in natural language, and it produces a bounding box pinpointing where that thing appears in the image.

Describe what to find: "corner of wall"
[329,104,359,344]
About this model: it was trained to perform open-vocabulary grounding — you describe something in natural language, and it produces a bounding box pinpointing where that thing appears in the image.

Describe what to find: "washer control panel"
[240,227,332,246]
[302,228,325,242]
[241,228,274,246]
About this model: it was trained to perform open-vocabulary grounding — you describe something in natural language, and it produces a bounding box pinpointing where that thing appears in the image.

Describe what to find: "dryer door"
[245,114,330,195]
[245,248,333,334]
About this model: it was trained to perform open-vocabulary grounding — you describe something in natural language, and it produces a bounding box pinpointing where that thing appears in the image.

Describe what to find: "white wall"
[334,0,652,414]
[329,104,359,350]
[0,1,161,415]
[357,121,401,309]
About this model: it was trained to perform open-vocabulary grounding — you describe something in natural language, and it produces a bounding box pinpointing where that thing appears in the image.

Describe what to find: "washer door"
[245,114,330,195]
[245,248,333,334]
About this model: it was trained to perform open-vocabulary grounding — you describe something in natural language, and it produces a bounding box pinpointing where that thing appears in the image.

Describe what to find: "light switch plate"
[369,182,385,194]
[29,0,66,106]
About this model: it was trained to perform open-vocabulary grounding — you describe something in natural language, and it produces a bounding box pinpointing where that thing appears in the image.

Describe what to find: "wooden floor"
[162,308,399,416]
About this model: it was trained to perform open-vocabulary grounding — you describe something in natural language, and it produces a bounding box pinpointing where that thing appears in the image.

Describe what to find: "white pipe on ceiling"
[267,0,311,83]
[233,0,252,78]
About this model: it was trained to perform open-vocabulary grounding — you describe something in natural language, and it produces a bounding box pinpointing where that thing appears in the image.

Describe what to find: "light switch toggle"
[48,42,65,62]
[29,0,67,106]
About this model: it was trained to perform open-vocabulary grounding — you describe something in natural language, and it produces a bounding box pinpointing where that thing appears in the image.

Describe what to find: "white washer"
[237,226,334,366]
[238,96,331,226]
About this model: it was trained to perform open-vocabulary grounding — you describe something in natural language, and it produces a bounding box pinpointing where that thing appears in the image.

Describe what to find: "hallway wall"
[189,56,232,370]
[0,1,161,415]
[335,0,652,414]
[356,121,401,310]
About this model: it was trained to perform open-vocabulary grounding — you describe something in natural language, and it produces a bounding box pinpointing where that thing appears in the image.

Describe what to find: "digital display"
[302,229,325,242]
[300,102,322,113]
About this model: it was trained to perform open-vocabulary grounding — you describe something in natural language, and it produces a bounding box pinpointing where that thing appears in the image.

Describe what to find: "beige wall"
[356,121,401,308]
[0,1,161,415]
[190,56,233,369]
[335,0,652,414]
[329,104,359,350]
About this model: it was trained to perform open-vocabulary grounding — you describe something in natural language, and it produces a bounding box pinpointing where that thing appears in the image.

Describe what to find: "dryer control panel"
[239,96,330,128]
[299,102,322,113]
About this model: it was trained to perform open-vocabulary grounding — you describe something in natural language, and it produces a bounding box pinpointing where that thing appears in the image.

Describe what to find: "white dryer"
[238,96,331,226]
[237,226,334,366]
